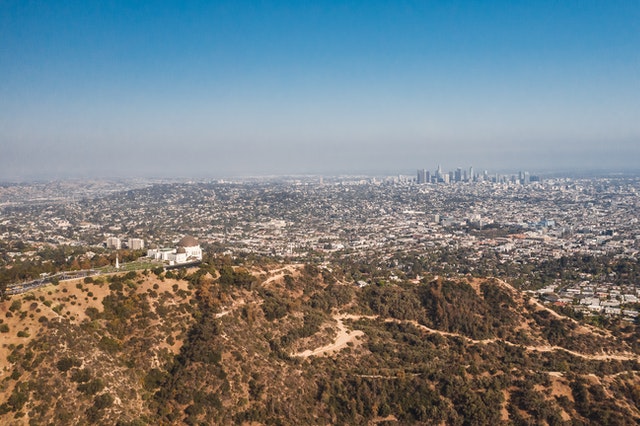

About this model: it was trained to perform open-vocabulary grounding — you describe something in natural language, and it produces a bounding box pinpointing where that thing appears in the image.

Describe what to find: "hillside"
[1,262,639,425]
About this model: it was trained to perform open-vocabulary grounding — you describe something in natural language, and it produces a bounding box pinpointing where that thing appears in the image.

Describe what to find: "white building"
[106,237,121,249]
[147,236,202,265]
[128,238,145,250]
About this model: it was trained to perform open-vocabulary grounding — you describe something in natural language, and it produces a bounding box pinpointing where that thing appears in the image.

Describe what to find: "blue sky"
[1,1,639,179]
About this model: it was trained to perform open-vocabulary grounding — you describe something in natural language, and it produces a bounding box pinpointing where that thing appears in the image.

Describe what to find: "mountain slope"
[1,263,639,425]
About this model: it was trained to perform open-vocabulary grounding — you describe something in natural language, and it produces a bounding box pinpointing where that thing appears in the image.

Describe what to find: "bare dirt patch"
[293,315,364,358]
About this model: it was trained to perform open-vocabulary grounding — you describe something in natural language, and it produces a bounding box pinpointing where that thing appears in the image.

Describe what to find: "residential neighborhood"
[1,174,639,319]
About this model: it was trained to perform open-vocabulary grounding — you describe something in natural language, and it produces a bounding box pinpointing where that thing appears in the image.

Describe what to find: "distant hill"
[1,261,639,425]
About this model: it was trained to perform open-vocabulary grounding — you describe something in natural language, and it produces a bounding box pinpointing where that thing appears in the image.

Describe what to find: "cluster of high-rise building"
[417,165,540,185]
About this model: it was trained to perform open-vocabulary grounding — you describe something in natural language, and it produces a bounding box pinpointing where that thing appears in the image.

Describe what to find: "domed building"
[147,236,202,265]
[177,236,198,248]
[177,236,202,262]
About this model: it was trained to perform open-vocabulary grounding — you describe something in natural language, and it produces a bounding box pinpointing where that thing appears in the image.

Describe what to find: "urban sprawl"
[1,167,639,321]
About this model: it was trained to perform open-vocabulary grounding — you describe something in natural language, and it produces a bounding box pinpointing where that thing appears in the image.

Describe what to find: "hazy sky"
[1,1,639,179]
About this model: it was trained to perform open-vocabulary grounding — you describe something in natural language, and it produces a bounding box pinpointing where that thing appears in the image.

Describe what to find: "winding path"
[293,313,640,362]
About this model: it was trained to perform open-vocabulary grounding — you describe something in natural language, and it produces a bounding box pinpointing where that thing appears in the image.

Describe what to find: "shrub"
[144,368,168,392]
[56,357,81,372]
[71,368,92,383]
[9,300,21,312]
[98,336,121,353]
[7,383,28,411]
[93,393,114,409]
[78,378,104,396]
[85,307,100,320]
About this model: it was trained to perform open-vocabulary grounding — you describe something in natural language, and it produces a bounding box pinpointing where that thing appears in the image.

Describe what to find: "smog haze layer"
[1,1,639,180]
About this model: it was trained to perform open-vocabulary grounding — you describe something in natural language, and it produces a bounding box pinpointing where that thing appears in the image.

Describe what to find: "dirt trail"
[519,344,639,361]
[213,270,639,363]
[214,264,301,317]
[400,317,639,361]
[492,277,616,339]
[397,319,637,360]
[261,265,301,287]
[295,313,640,362]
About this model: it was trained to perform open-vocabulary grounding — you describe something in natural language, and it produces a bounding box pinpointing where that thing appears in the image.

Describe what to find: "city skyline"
[1,1,639,180]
